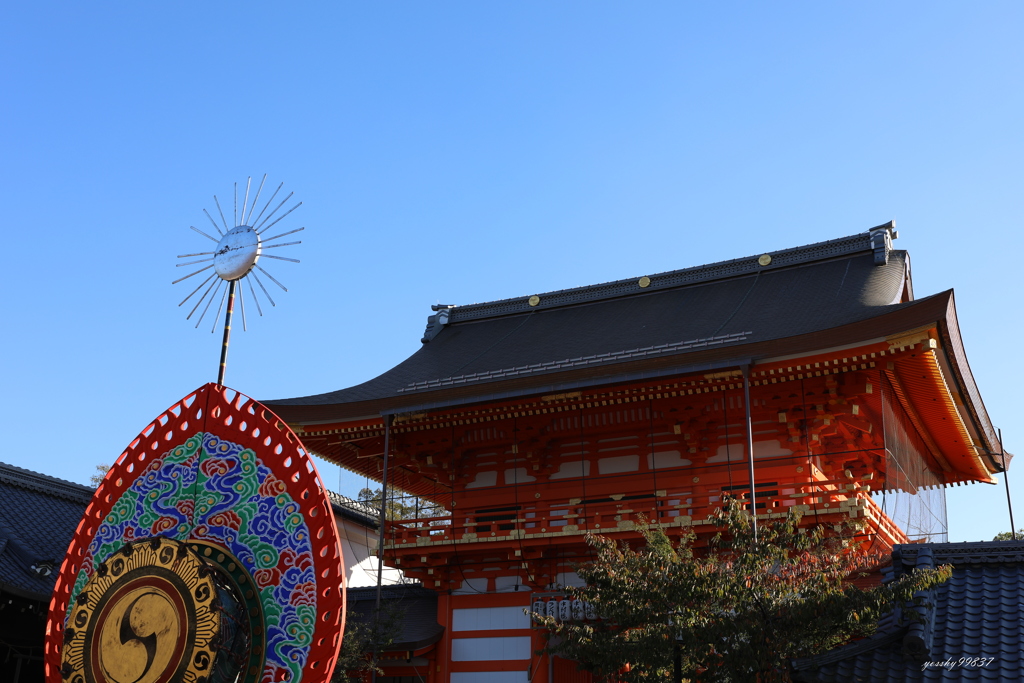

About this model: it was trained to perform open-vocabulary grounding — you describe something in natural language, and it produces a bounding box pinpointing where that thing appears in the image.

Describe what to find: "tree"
[89,463,110,487]
[331,603,403,681]
[357,487,447,521]
[992,529,1023,541]
[534,500,952,683]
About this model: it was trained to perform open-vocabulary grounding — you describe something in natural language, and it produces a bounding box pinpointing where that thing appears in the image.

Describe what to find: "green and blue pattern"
[67,432,317,683]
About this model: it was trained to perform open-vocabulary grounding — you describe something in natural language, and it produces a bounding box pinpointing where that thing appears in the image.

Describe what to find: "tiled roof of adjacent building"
[346,583,444,652]
[326,489,379,528]
[792,540,1024,682]
[0,462,93,601]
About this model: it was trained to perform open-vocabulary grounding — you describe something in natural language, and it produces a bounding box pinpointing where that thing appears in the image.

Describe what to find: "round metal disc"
[60,537,223,683]
[214,226,261,280]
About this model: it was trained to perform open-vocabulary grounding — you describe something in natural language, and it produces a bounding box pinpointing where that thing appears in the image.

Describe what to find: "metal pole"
[999,428,1016,541]
[742,365,758,542]
[217,280,236,385]
[674,641,682,683]
[371,414,394,683]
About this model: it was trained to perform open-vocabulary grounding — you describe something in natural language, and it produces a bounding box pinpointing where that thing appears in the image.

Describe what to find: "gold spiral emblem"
[61,538,220,683]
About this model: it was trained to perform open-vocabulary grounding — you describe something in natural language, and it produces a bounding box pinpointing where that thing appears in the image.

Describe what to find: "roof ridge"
[421,223,897,340]
[347,583,432,597]
[895,539,1024,565]
[0,461,95,504]
[325,489,380,522]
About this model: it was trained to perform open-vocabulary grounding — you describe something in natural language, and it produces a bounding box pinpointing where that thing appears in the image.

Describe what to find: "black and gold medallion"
[60,538,251,683]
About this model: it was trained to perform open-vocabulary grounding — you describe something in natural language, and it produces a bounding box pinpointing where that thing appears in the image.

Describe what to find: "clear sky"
[2,3,1022,543]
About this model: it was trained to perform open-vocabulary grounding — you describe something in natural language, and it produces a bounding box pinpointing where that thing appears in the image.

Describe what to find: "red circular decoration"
[45,383,346,683]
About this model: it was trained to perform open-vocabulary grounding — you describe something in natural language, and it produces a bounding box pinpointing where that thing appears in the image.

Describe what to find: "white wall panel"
[452,577,489,595]
[450,636,531,661]
[503,467,536,484]
[494,575,528,593]
[647,451,690,469]
[452,606,530,631]
[598,455,639,474]
[551,461,590,479]
[466,471,498,488]
[334,516,404,587]
[556,571,585,588]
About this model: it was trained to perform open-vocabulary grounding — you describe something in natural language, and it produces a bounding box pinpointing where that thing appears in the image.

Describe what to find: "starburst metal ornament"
[173,175,302,384]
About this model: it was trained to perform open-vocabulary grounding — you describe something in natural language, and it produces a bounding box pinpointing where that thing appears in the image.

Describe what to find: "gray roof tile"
[793,540,1024,683]
[346,584,444,652]
[269,231,911,412]
[0,462,93,601]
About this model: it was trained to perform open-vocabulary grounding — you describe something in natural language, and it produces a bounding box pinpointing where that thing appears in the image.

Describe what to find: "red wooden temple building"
[267,223,1005,682]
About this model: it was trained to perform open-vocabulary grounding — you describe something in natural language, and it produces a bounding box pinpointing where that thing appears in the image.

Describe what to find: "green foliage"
[534,500,951,683]
[90,463,110,487]
[331,602,404,680]
[992,529,1024,541]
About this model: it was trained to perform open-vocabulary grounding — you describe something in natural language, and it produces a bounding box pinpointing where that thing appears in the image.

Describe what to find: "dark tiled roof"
[268,226,913,416]
[347,584,444,652]
[327,489,379,528]
[437,228,896,325]
[792,541,1024,682]
[0,462,93,601]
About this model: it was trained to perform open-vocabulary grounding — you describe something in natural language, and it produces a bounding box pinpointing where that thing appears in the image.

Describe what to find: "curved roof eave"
[272,289,964,424]
[934,291,1007,469]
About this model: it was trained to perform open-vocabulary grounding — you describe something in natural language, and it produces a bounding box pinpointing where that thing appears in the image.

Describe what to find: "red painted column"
[436,592,451,682]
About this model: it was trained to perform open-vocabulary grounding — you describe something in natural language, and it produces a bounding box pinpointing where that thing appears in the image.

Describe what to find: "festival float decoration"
[44,180,343,683]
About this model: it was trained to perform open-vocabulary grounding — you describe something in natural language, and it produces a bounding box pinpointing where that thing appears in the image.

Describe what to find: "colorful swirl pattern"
[65,432,316,683]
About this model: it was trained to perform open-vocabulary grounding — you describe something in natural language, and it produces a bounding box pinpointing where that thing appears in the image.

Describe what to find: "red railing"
[383,476,908,550]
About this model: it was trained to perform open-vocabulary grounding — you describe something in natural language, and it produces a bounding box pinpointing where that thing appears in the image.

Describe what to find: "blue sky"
[2,3,1022,542]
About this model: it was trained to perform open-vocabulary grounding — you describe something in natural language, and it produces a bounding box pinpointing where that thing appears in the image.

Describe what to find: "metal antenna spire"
[1000,429,1016,540]
[217,281,237,384]
[174,176,303,385]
